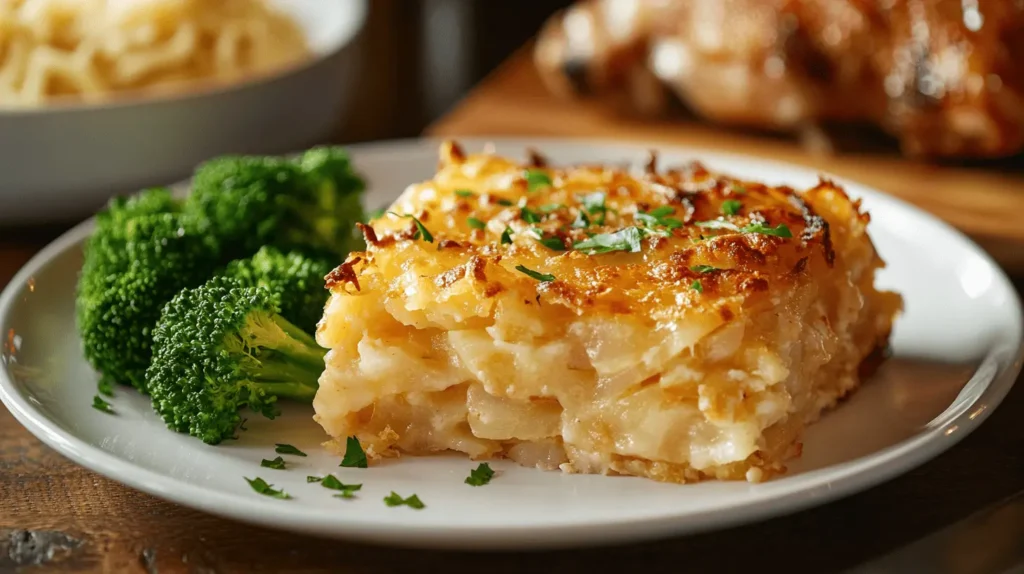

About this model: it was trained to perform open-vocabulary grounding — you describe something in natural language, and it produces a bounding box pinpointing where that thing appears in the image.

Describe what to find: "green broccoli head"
[76,211,220,392]
[187,147,365,260]
[94,187,181,229]
[147,276,327,445]
[80,188,182,285]
[222,246,333,333]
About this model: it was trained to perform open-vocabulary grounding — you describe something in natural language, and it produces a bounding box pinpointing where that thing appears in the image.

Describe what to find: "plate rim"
[1,136,1021,550]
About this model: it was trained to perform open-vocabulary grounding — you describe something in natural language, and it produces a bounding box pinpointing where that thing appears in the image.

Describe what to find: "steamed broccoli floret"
[76,211,220,391]
[147,276,327,444]
[222,246,333,333]
[187,146,365,260]
[78,188,181,289]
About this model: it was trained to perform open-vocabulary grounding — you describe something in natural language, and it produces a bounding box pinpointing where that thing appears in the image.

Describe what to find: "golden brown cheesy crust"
[313,141,903,483]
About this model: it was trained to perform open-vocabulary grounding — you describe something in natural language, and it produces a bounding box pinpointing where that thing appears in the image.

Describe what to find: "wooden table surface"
[2,50,1024,574]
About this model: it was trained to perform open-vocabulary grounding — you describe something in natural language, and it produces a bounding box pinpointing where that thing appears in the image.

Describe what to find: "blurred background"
[336,1,573,141]
[2,0,1023,264]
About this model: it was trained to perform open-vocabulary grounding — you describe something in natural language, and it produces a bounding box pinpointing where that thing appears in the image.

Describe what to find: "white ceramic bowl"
[0,0,367,224]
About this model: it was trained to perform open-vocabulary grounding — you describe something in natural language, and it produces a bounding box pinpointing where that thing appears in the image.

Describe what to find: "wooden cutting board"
[428,48,1024,274]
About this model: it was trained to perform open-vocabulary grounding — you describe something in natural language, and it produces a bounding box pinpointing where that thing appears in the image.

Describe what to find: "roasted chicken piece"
[534,0,1024,159]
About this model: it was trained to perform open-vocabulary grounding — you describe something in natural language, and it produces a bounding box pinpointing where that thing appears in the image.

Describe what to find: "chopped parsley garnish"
[574,226,644,254]
[465,463,495,486]
[321,474,362,498]
[690,265,717,273]
[636,205,683,230]
[307,476,323,483]
[500,227,513,244]
[366,207,387,222]
[388,212,434,243]
[580,192,606,214]
[520,206,542,224]
[384,492,425,509]
[260,456,286,470]
[730,183,747,195]
[694,219,793,238]
[720,200,743,216]
[515,265,555,282]
[525,169,553,191]
[97,378,114,397]
[694,219,740,232]
[571,211,590,229]
[245,477,290,499]
[340,436,368,468]
[539,203,564,213]
[92,395,114,414]
[454,189,474,197]
[691,280,703,293]
[496,198,514,207]
[534,233,567,251]
[275,444,307,457]
[467,217,486,230]
[742,222,793,237]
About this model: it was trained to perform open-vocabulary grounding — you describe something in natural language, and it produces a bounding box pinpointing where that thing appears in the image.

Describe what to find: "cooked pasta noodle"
[0,0,309,106]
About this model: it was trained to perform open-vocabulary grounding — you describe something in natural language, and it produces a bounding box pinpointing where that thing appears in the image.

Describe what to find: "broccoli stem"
[249,380,319,403]
[250,357,322,386]
[239,313,326,399]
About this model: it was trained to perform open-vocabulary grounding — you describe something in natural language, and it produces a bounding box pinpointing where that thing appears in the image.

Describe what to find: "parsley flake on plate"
[245,477,290,500]
[97,378,114,398]
[691,280,703,293]
[574,226,644,254]
[384,492,425,509]
[467,217,486,230]
[515,265,555,282]
[465,463,495,486]
[92,395,114,414]
[454,189,474,197]
[500,227,513,244]
[340,436,368,468]
[307,476,323,483]
[524,169,553,191]
[275,444,307,457]
[320,474,362,499]
[388,212,434,243]
[260,456,286,470]
[539,203,564,213]
[690,265,717,273]
[496,198,514,207]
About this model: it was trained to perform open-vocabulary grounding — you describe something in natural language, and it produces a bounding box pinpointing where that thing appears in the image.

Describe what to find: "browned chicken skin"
[534,0,1024,159]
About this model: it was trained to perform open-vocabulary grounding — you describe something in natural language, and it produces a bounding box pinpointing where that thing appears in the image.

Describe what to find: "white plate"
[1,138,1021,550]
[0,0,367,224]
